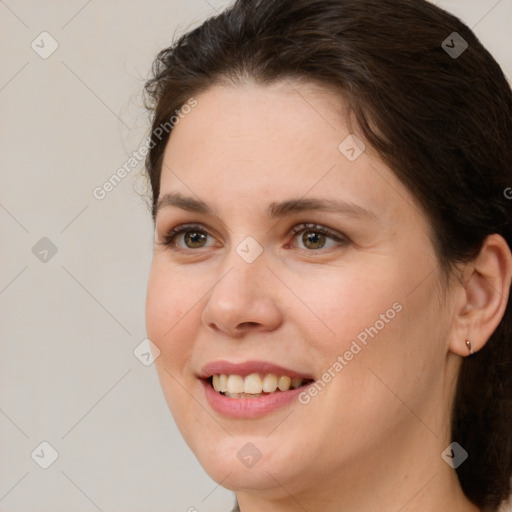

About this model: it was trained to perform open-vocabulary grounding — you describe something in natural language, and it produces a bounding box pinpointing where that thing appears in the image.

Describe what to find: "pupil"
[303,231,325,249]
[185,231,206,248]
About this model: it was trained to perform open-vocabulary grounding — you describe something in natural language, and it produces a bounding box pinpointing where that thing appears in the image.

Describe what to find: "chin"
[190,435,310,494]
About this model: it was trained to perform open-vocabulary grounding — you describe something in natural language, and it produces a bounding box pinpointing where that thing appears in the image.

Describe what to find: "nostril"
[238,321,261,330]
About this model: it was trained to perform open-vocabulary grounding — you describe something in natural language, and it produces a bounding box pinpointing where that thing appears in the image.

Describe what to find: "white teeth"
[227,375,244,394]
[262,374,278,393]
[218,374,228,392]
[243,373,263,394]
[211,373,306,396]
[277,376,291,391]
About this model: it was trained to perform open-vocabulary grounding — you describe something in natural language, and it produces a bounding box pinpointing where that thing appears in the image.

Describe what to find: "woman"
[143,0,512,510]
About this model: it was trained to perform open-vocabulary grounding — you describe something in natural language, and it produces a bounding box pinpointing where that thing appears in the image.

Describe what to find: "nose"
[201,247,283,337]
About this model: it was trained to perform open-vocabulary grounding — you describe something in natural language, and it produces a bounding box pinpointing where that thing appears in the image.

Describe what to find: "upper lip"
[198,360,314,380]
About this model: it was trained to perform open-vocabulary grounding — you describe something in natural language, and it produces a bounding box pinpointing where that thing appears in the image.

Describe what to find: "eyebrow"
[154,192,377,221]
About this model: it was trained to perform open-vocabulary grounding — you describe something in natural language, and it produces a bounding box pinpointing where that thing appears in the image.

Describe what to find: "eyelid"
[286,222,350,250]
[159,221,349,252]
[158,222,217,249]
[288,222,348,241]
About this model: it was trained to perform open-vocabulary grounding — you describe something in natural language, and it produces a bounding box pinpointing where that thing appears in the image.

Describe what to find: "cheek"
[292,259,440,406]
[145,262,202,432]
[288,264,407,353]
[145,260,192,363]
[312,265,443,432]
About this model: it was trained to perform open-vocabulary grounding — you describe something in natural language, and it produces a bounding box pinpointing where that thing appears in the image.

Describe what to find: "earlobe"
[449,233,512,357]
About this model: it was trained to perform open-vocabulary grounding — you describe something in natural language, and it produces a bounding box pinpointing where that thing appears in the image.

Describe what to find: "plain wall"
[1,1,511,511]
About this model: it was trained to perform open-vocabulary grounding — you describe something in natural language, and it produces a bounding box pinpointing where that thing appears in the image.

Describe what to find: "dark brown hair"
[143,0,512,509]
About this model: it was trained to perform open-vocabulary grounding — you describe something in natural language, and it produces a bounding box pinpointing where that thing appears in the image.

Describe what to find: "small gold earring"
[465,339,474,355]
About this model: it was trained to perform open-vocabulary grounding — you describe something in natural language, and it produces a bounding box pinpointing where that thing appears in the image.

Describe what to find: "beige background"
[1,1,511,511]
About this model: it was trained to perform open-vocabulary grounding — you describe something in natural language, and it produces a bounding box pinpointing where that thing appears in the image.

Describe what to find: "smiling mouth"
[206,373,315,398]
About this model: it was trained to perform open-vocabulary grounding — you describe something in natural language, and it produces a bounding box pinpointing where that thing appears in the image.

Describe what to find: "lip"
[198,360,314,379]
[198,359,315,419]
[200,378,313,419]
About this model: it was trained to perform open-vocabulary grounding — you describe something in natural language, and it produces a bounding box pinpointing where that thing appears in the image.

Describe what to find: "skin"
[145,79,512,512]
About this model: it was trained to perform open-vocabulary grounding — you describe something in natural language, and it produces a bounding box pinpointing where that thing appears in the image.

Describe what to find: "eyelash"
[159,222,349,252]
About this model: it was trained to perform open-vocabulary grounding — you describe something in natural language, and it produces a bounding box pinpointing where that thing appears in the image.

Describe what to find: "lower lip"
[201,379,311,419]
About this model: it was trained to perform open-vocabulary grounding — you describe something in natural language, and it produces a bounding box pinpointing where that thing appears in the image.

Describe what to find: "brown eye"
[162,224,216,250]
[288,223,349,252]
[183,231,208,248]
[302,230,327,250]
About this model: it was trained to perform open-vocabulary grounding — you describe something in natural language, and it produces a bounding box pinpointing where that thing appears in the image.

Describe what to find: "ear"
[449,234,512,357]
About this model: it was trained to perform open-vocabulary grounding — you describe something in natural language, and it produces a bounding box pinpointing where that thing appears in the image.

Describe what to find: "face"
[145,80,457,498]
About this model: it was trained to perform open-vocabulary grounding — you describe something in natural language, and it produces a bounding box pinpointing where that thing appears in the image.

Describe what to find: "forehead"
[164,80,346,162]
[159,80,418,227]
